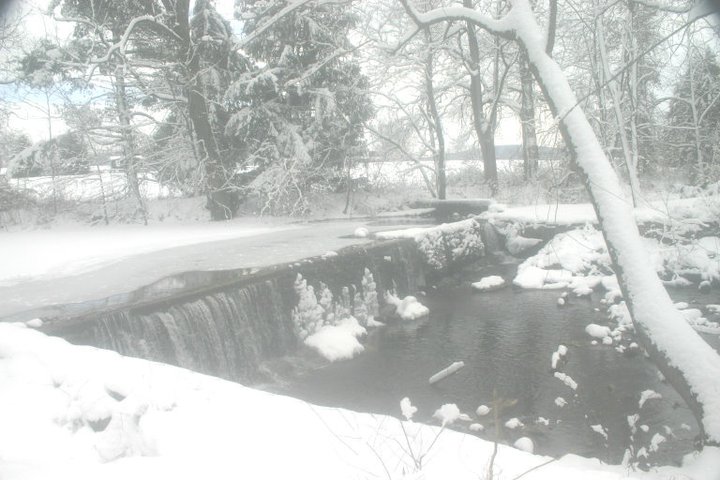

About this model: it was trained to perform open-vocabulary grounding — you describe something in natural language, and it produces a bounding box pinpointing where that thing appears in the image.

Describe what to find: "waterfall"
[48,239,427,384]
[86,279,296,383]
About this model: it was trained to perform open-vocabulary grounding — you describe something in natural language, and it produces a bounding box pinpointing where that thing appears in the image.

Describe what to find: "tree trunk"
[110,43,148,225]
[519,49,539,180]
[424,28,446,200]
[463,0,498,195]
[175,0,234,220]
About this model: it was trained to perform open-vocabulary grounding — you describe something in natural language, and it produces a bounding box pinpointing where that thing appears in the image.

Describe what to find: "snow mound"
[386,293,429,320]
[304,317,367,361]
[514,437,535,454]
[471,275,506,292]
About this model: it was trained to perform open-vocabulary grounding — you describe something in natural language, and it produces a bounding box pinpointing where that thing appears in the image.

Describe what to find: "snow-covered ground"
[484,196,720,235]
[2,322,718,480]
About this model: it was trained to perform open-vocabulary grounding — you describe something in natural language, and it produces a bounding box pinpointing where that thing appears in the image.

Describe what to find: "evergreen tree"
[227,0,373,214]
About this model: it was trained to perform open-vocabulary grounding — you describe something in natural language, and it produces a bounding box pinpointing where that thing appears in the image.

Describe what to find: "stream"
[268,257,720,466]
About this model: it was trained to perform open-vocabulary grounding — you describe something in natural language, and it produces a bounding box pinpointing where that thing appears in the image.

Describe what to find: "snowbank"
[5,324,716,479]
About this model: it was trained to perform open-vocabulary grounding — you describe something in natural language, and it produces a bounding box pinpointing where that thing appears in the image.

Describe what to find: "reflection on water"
[270,261,720,466]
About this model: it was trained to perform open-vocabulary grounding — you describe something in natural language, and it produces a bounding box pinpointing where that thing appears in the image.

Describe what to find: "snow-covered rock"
[304,317,367,361]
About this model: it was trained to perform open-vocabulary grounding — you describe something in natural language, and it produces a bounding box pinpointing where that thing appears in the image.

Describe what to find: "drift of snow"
[471,275,506,292]
[433,404,461,426]
[513,437,535,453]
[385,293,429,320]
[304,317,367,361]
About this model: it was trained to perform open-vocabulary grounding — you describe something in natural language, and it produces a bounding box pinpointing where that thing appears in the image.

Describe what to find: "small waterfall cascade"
[48,239,427,384]
[85,278,296,383]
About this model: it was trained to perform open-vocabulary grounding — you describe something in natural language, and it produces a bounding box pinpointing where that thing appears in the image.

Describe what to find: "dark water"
[269,259,720,466]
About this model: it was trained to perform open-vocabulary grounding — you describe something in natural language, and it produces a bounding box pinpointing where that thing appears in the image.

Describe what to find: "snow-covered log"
[429,361,465,385]
[398,0,720,447]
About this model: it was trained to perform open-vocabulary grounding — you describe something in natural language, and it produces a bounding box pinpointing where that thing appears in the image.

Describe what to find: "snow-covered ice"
[471,275,506,292]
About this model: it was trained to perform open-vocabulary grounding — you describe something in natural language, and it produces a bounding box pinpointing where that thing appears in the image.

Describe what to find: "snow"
[555,397,568,407]
[591,424,608,441]
[304,317,367,362]
[475,405,490,416]
[471,275,506,291]
[639,390,663,409]
[551,345,568,369]
[586,324,612,339]
[401,397,417,421]
[0,220,379,319]
[433,404,461,426]
[3,323,718,479]
[469,423,484,432]
[505,418,524,429]
[386,293,429,320]
[428,361,465,385]
[554,372,578,390]
[514,437,535,453]
[353,226,370,238]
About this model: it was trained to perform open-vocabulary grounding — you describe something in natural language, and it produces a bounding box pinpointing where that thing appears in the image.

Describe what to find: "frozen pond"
[270,259,720,466]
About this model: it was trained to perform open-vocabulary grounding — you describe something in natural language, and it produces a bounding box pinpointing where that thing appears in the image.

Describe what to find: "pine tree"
[226,0,373,214]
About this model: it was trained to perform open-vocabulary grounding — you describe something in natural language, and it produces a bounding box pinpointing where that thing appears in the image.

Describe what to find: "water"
[270,259,720,466]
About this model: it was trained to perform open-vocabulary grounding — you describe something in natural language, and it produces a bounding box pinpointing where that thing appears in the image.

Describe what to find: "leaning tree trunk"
[513,1,720,446]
